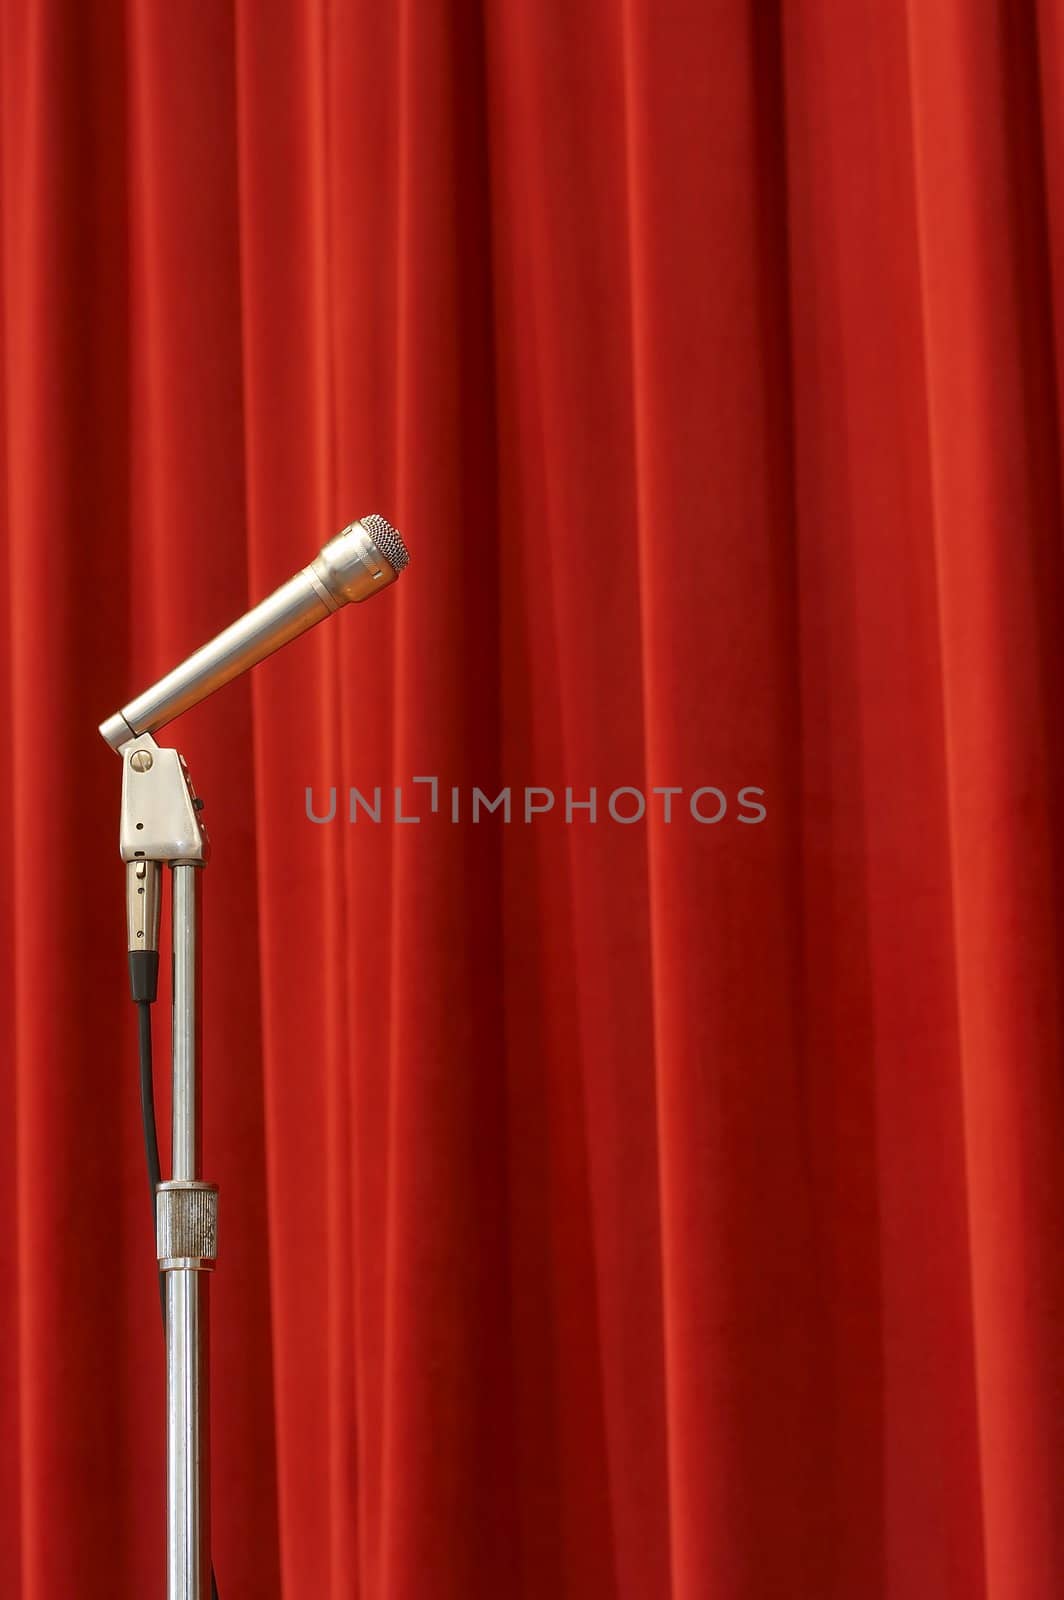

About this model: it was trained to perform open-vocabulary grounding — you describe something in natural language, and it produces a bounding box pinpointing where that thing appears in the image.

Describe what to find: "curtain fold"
[2,2,1063,1596]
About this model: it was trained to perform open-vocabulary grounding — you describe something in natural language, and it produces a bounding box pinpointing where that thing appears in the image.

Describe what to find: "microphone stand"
[101,513,409,1597]
[119,733,215,1599]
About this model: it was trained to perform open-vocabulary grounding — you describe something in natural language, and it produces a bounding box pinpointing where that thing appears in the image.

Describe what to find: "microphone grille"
[361,513,410,575]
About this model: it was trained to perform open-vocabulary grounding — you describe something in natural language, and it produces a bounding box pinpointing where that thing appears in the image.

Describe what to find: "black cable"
[136,995,221,1600]
[136,1002,165,1323]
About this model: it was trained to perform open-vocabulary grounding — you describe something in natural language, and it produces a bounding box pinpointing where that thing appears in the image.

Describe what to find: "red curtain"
[3,1,1064,1595]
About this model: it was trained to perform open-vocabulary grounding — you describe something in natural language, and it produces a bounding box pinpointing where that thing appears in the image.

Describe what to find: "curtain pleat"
[2,2,1064,1597]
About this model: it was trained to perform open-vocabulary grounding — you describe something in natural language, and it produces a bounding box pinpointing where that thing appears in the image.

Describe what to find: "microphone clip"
[118,732,209,996]
[118,733,209,867]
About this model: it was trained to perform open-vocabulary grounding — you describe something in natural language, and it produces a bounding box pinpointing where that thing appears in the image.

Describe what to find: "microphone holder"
[118,731,214,1598]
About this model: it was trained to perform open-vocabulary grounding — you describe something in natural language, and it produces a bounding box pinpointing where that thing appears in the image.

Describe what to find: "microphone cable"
[133,959,221,1600]
[136,1000,165,1325]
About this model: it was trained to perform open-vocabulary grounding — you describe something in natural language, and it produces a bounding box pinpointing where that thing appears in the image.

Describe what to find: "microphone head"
[310,514,411,607]
[360,513,410,575]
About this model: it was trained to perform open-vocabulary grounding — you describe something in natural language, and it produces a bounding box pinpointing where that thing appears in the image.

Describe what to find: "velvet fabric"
[2,2,1063,1595]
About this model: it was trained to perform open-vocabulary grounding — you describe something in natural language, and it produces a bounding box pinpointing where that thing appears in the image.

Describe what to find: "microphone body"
[100,514,408,750]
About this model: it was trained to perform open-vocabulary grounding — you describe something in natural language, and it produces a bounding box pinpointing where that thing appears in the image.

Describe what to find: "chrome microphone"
[99,513,409,751]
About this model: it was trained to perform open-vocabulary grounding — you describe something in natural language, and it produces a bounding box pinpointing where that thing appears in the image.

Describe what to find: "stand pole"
[157,862,217,1600]
[116,735,215,1595]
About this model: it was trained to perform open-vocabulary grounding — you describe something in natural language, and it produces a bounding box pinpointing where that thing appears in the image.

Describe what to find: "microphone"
[99,514,409,750]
